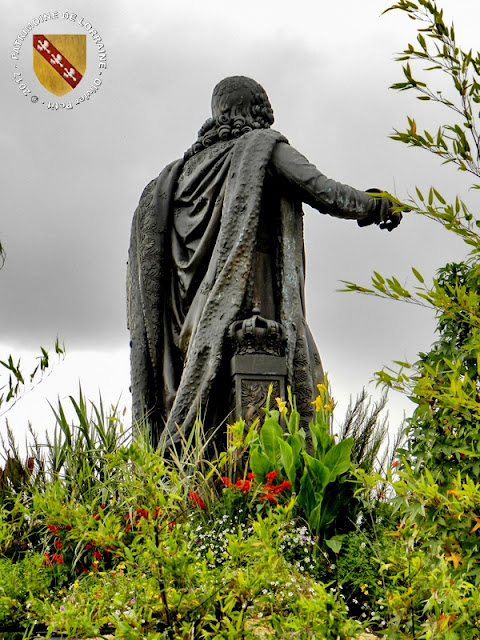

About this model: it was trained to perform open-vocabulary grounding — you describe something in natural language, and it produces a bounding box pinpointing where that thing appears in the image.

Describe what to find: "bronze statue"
[127,76,401,447]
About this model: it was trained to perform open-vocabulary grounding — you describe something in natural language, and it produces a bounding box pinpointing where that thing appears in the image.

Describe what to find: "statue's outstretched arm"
[270,142,401,230]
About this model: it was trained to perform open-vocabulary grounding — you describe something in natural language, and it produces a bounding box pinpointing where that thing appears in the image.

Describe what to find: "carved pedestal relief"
[229,310,287,431]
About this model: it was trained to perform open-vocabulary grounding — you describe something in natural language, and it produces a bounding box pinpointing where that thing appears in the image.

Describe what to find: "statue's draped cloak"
[127,128,323,446]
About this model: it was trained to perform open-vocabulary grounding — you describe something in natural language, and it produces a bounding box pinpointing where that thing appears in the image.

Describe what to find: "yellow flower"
[323,400,336,413]
[312,396,323,412]
[317,383,327,394]
[360,583,369,595]
[275,397,288,416]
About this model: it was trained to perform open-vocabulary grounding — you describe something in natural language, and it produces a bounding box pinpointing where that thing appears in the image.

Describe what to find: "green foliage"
[377,468,480,638]
[384,0,480,180]
[242,384,357,549]
[402,262,480,484]
[0,389,127,509]
[338,389,403,475]
[0,555,50,624]
[0,339,64,416]
[334,528,392,627]
[0,391,365,639]
[343,1,480,636]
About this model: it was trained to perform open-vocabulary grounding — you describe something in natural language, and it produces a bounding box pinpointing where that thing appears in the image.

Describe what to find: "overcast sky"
[2,0,478,447]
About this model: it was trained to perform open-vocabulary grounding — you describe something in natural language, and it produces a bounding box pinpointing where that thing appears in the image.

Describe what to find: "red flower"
[136,507,149,519]
[221,477,233,488]
[189,491,206,510]
[242,480,252,494]
[47,553,64,565]
[64,524,73,531]
[93,550,102,561]
[47,524,60,535]
[54,538,63,549]
[275,480,292,493]
[265,470,279,484]
[239,479,252,494]
[233,478,253,494]
[247,472,257,481]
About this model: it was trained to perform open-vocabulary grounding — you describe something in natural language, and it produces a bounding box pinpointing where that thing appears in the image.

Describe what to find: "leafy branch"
[384,0,480,179]
[0,339,65,416]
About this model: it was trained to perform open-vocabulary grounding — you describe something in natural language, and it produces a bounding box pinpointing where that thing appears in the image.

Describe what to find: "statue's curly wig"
[185,76,274,159]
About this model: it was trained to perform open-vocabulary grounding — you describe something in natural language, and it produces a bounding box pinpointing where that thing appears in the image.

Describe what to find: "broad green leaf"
[278,439,296,484]
[325,536,344,554]
[298,467,316,513]
[259,418,283,465]
[250,446,275,478]
[286,433,303,471]
[303,453,330,491]
[310,420,331,458]
[308,501,322,533]
[322,438,353,482]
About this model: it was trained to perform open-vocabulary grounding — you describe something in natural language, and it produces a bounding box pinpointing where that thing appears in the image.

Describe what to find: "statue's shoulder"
[139,178,157,203]
[138,159,184,205]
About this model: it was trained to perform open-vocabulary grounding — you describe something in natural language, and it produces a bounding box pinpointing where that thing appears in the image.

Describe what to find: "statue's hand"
[357,188,403,232]
[379,208,402,232]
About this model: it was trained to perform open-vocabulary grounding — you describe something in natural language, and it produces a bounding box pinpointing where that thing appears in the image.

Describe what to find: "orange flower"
[445,551,462,569]
[469,516,480,534]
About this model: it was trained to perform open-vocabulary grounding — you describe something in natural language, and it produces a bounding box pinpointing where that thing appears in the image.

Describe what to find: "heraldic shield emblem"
[33,34,86,96]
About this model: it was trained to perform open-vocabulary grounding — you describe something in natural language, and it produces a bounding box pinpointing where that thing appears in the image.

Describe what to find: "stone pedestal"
[230,353,287,424]
[228,310,287,429]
